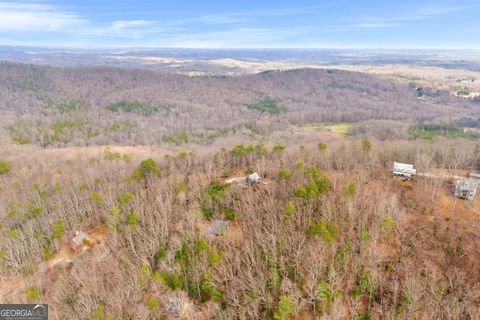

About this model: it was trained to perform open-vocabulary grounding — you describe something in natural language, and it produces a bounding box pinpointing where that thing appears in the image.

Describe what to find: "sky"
[0,0,479,49]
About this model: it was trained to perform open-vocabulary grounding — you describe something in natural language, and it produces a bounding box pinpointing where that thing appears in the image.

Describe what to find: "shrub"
[294,161,305,170]
[118,192,135,206]
[208,250,224,266]
[230,144,254,157]
[152,270,179,289]
[206,182,230,199]
[343,182,357,197]
[31,205,44,218]
[224,209,237,220]
[294,187,308,199]
[177,180,189,194]
[0,161,11,175]
[127,212,138,227]
[358,271,378,297]
[153,246,167,264]
[382,217,395,235]
[318,142,327,151]
[42,246,54,260]
[273,145,286,152]
[317,280,339,312]
[53,220,65,239]
[274,295,295,320]
[307,166,331,193]
[361,229,371,242]
[200,273,224,305]
[146,296,159,312]
[198,182,234,219]
[134,159,160,183]
[362,139,372,152]
[284,201,296,218]
[307,220,339,242]
[109,207,121,229]
[162,131,189,145]
[202,208,214,219]
[26,288,41,302]
[90,192,104,206]
[278,168,292,180]
[7,229,18,238]
[91,305,112,320]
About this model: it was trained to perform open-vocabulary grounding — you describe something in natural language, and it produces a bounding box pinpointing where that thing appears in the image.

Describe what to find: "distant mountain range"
[1,47,480,74]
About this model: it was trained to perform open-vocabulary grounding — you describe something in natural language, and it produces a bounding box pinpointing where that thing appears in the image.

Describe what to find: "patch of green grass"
[303,123,352,134]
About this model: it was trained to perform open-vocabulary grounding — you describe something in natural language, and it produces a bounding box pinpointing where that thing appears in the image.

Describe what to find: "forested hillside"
[1,62,477,147]
[1,137,480,319]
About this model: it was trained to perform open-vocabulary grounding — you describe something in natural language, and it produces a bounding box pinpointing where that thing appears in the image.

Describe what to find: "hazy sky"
[1,0,479,48]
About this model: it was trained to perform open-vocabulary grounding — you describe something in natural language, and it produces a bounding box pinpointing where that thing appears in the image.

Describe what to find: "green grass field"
[302,123,352,134]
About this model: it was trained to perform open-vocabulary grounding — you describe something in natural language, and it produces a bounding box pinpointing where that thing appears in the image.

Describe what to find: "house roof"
[393,162,416,174]
[456,179,479,192]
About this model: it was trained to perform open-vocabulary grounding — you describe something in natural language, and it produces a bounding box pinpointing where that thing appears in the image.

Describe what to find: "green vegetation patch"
[109,121,137,132]
[107,101,170,116]
[303,122,352,134]
[162,127,233,146]
[45,99,87,114]
[245,97,288,114]
[0,161,11,175]
[134,158,160,183]
[408,123,473,140]
[162,131,189,145]
[51,120,89,142]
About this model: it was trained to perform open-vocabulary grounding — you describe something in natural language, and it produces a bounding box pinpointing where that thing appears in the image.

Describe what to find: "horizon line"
[2,45,480,51]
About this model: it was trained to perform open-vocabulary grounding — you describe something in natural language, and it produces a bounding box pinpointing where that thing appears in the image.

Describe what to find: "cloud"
[0,2,86,31]
[337,3,467,31]
[359,3,465,25]
[112,20,158,30]
[157,26,315,48]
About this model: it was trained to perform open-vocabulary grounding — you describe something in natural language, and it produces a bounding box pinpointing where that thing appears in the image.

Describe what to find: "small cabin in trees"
[225,171,261,188]
[247,172,261,184]
[392,162,417,180]
[455,179,478,201]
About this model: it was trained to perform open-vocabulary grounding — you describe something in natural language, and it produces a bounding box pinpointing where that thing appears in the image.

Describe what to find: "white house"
[393,162,417,180]
[455,179,479,201]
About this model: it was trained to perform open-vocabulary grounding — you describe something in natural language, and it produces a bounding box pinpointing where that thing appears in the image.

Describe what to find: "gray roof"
[455,179,479,200]
[393,162,416,175]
